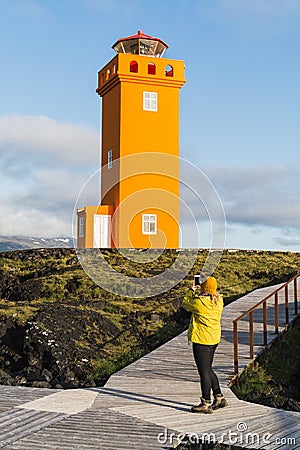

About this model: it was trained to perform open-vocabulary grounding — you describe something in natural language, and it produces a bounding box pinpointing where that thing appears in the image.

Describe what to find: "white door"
[93,215,111,248]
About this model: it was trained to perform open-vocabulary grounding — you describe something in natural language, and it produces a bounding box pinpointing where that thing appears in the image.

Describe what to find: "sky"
[0,0,299,251]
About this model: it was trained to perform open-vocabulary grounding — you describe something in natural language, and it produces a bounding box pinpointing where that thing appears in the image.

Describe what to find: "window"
[143,92,157,112]
[142,214,157,235]
[106,69,110,80]
[108,149,113,169]
[130,60,138,73]
[165,64,174,77]
[79,216,85,237]
[148,63,156,75]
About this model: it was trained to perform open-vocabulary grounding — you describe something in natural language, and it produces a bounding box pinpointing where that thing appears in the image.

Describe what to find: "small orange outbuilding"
[77,31,186,248]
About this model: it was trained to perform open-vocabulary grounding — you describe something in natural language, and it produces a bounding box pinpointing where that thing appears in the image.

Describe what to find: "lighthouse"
[77,31,186,248]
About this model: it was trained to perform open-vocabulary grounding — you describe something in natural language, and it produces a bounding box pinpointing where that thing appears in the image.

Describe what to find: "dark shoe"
[212,394,228,410]
[191,398,213,414]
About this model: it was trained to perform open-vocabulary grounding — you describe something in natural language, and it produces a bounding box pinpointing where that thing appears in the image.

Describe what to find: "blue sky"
[0,0,299,250]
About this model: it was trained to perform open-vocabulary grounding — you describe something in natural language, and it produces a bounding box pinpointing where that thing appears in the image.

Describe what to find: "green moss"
[232,317,300,401]
[232,362,273,397]
[74,340,91,350]
[0,304,39,323]
[257,318,300,384]
[1,248,299,386]
[91,348,144,382]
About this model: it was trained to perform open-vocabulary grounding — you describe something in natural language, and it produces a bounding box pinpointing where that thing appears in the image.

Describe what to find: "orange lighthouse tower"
[77,31,186,248]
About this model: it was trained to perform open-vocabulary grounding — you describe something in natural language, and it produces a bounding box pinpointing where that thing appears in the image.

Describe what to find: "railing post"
[294,277,298,315]
[285,284,289,324]
[233,321,238,374]
[232,273,299,378]
[274,292,279,334]
[249,311,254,360]
[263,301,267,346]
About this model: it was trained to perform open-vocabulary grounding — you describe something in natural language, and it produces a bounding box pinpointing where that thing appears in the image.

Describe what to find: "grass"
[231,362,273,397]
[0,248,299,385]
[90,348,144,382]
[231,316,300,402]
[260,318,300,384]
[0,302,39,323]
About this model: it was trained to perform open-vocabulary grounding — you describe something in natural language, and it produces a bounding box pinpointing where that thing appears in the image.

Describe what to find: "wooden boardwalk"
[0,281,299,449]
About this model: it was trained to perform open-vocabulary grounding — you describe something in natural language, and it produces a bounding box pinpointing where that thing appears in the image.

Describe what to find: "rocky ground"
[0,248,189,388]
[0,248,299,393]
[0,302,116,388]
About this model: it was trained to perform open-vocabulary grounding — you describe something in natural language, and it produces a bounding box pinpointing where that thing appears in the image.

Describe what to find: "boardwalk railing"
[233,273,299,374]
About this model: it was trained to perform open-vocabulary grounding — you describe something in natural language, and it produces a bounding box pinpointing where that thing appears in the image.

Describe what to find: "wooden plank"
[4,408,177,450]
[0,409,67,449]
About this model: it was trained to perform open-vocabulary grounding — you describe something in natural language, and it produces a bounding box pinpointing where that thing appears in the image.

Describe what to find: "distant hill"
[0,235,74,252]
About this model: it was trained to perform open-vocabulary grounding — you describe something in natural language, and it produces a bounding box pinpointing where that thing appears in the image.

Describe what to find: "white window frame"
[143,91,157,112]
[142,214,157,235]
[79,216,85,237]
[108,149,113,169]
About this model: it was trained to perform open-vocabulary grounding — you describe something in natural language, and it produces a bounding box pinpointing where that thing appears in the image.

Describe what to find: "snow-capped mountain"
[0,235,74,252]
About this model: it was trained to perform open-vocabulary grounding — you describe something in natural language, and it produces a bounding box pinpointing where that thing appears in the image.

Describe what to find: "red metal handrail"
[233,273,299,374]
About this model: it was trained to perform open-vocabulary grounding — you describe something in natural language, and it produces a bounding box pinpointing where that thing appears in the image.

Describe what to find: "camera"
[194,274,201,286]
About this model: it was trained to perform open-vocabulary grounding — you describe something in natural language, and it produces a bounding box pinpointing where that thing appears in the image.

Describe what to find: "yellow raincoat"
[182,289,223,345]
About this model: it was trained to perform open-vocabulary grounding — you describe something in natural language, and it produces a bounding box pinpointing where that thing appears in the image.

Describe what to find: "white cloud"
[203,166,300,228]
[180,163,300,249]
[181,220,300,251]
[0,205,71,237]
[0,114,100,237]
[224,223,300,251]
[0,164,99,237]
[274,237,300,247]
[1,115,299,249]
[0,166,76,237]
[272,227,300,248]
[0,115,99,167]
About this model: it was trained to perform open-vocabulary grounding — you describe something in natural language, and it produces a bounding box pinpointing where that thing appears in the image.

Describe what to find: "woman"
[183,276,228,413]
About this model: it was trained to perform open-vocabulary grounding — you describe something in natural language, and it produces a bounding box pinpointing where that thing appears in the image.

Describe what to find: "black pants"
[192,342,221,402]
